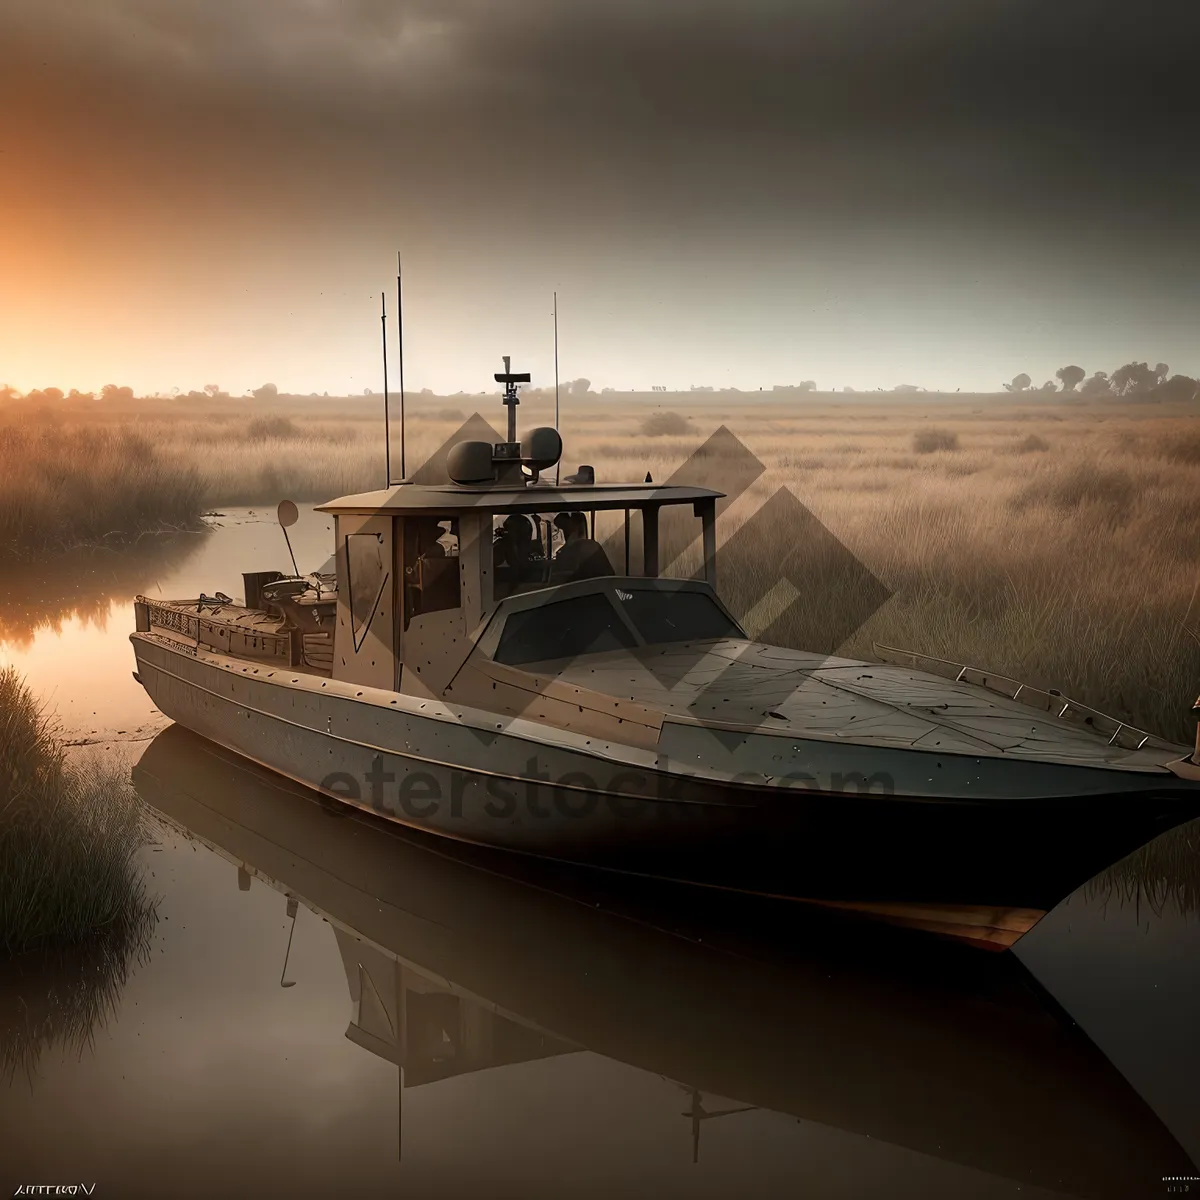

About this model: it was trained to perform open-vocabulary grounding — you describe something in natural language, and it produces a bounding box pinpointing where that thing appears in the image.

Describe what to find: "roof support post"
[696,496,717,589]
[642,505,660,578]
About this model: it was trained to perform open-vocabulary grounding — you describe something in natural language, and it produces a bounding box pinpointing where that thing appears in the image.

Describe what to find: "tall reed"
[0,425,206,561]
[0,667,159,957]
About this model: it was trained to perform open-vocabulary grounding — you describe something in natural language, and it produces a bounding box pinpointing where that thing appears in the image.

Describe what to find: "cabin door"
[332,513,396,691]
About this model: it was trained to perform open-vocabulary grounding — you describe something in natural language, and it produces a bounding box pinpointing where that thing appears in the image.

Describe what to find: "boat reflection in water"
[132,725,1197,1198]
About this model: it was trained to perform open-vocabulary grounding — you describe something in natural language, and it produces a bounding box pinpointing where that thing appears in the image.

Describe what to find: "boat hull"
[131,632,1200,946]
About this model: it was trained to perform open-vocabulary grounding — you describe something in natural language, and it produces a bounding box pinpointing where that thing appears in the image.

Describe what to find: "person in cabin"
[551,511,615,582]
[493,513,536,586]
[407,518,456,615]
[414,518,447,559]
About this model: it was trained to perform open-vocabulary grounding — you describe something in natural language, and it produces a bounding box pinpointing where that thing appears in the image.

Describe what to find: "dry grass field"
[2,393,1199,742]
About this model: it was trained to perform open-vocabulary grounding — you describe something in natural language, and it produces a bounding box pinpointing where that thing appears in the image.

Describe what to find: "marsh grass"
[1161,430,1200,465]
[913,428,960,453]
[1010,460,1138,519]
[0,667,159,958]
[0,425,206,561]
[247,414,300,439]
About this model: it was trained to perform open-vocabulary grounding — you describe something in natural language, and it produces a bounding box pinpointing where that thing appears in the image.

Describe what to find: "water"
[1,510,1198,1199]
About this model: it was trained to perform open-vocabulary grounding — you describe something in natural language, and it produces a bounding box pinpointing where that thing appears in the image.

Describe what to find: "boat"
[130,358,1200,950]
[130,724,1200,1197]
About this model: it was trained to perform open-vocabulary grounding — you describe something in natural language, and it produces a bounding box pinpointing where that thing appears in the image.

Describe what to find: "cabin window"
[493,593,637,666]
[403,517,461,629]
[345,532,388,650]
[492,510,616,599]
[611,586,743,645]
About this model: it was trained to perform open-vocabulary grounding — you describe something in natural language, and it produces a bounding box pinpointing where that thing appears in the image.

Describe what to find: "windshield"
[492,585,742,666]
[494,592,638,665]
[611,586,743,645]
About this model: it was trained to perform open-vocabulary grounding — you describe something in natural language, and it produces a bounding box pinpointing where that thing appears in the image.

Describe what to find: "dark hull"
[156,712,1200,947]
[564,782,1200,913]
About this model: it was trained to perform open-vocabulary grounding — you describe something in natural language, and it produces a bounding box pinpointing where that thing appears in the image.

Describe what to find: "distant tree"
[843,386,856,393]
[1109,362,1157,396]
[1154,362,1170,386]
[202,384,222,399]
[1038,381,1057,393]
[100,383,134,402]
[1080,371,1112,396]
[1154,374,1200,402]
[797,380,816,392]
[893,384,920,392]
[571,378,591,395]
[1003,373,1032,393]
[601,387,615,393]
[420,388,434,395]
[252,382,279,401]
[0,384,19,403]
[1055,365,1086,392]
[38,386,64,403]
[66,388,94,401]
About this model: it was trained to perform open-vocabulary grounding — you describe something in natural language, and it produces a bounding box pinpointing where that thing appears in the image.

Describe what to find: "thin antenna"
[396,253,406,480]
[553,291,560,485]
[381,292,391,487]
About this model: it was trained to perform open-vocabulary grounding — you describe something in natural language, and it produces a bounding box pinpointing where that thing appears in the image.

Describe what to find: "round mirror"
[447,440,496,485]
[520,426,563,471]
[277,499,299,528]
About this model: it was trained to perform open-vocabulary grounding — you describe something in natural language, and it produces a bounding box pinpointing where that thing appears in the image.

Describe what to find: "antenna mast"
[495,354,531,445]
[381,293,391,488]
[396,253,406,480]
[553,291,560,485]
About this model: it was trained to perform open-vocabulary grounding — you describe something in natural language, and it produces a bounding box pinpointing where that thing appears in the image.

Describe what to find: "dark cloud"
[4,0,1199,397]
[7,0,1199,230]
[8,1,1200,135]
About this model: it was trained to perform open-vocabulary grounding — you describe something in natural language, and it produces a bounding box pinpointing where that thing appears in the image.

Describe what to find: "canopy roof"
[316,480,723,516]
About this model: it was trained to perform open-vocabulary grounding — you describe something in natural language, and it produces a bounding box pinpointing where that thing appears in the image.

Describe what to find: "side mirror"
[276,500,300,576]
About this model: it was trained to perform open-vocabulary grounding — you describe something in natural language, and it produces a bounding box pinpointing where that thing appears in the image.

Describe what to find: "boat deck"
[136,596,334,675]
[531,641,1188,772]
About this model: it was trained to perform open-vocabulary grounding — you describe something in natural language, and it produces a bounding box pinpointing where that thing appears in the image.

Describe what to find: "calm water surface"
[2,510,1198,1199]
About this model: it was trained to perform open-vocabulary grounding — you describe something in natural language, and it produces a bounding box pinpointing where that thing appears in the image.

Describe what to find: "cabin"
[313,397,729,704]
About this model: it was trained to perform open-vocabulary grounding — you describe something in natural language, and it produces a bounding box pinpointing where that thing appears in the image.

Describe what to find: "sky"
[3,1,1199,397]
